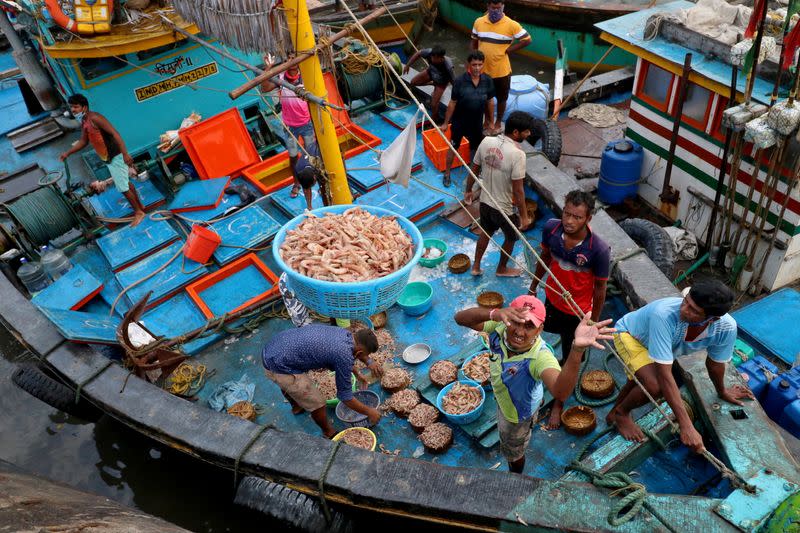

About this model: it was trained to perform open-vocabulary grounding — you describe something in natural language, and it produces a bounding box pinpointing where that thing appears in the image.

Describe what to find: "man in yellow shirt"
[471,0,531,134]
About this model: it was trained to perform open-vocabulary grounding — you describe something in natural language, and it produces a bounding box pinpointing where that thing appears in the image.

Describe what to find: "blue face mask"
[74,111,85,121]
[488,4,504,23]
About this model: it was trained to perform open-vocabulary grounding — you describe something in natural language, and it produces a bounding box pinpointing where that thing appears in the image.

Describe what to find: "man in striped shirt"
[471,0,531,134]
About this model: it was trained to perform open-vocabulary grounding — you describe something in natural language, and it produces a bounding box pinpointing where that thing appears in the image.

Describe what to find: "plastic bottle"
[17,258,51,293]
[40,245,72,281]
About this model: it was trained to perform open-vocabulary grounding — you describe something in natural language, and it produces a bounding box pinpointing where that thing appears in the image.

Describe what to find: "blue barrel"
[502,75,549,121]
[598,140,644,205]
[764,373,800,421]
[778,399,800,439]
[738,356,779,400]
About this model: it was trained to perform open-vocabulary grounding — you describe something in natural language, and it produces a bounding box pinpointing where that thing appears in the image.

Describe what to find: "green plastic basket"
[419,238,448,268]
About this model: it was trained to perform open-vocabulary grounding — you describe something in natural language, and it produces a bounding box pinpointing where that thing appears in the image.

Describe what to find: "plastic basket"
[436,379,486,425]
[418,238,448,268]
[335,390,381,428]
[272,204,423,319]
[422,126,471,172]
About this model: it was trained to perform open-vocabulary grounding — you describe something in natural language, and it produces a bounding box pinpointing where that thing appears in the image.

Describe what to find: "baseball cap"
[509,295,546,327]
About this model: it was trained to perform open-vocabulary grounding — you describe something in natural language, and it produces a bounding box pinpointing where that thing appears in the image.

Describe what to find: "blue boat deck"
[1,74,732,499]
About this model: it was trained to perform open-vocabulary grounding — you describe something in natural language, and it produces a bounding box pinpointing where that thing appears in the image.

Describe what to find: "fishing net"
[744,115,779,149]
[171,0,289,53]
[767,99,800,136]
[722,102,768,131]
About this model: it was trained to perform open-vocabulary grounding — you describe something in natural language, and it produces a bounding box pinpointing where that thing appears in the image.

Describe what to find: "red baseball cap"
[509,295,546,327]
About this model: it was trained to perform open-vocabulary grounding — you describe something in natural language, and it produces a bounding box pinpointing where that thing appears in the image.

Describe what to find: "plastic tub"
[419,238,448,268]
[272,205,423,319]
[325,373,358,407]
[436,379,486,425]
[396,281,433,316]
[332,427,377,451]
[459,352,492,390]
[335,389,381,428]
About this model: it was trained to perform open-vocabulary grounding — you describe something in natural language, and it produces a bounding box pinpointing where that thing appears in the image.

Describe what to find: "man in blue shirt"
[607,280,754,452]
[262,324,384,438]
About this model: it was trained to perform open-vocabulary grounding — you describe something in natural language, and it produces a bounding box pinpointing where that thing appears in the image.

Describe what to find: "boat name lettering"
[154,55,193,76]
[134,63,218,102]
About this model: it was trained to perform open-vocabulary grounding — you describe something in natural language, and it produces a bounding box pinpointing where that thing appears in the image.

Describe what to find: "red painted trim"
[410,201,445,222]
[70,285,105,311]
[629,108,800,215]
[676,82,713,132]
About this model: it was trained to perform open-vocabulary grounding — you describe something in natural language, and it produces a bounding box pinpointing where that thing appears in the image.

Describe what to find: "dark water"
[0,23,550,532]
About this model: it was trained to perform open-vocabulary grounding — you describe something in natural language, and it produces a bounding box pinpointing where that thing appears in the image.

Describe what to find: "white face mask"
[74,111,85,121]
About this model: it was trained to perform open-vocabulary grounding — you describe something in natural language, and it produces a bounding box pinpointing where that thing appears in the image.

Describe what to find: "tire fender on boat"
[528,118,562,166]
[11,363,98,420]
[619,218,676,278]
[235,476,352,532]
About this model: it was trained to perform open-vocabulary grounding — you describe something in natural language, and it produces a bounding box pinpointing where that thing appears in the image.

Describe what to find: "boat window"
[680,82,712,128]
[76,56,128,81]
[638,63,673,110]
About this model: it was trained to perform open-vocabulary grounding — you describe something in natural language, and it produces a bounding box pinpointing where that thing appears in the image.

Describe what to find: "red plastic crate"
[422,126,471,172]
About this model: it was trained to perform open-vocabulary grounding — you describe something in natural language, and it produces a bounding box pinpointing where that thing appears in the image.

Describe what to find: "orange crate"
[422,127,470,172]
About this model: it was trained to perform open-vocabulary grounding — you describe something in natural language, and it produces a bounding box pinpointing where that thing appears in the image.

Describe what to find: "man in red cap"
[455,295,614,473]
[260,58,318,199]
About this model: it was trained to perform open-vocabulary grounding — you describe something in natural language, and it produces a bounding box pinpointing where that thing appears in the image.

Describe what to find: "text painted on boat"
[154,55,194,76]
[134,62,218,102]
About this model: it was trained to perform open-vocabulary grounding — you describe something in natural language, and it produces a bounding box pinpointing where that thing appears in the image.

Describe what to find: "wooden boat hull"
[310,1,425,48]
[437,0,657,72]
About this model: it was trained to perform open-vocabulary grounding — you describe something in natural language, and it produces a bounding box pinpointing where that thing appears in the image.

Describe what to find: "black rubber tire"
[527,118,562,166]
[235,476,353,533]
[619,218,676,278]
[11,364,97,420]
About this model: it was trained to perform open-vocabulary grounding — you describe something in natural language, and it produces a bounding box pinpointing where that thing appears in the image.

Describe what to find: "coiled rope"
[3,187,78,245]
[165,362,211,396]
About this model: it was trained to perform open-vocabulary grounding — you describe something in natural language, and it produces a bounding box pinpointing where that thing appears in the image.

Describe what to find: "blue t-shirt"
[262,324,355,401]
[615,297,737,363]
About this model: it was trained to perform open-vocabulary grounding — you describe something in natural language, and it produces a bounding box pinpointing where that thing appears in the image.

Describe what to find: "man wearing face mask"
[456,296,614,473]
[606,280,754,453]
[60,94,146,227]
[471,0,531,135]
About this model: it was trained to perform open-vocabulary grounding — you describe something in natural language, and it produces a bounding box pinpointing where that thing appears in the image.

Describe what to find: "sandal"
[290,184,300,198]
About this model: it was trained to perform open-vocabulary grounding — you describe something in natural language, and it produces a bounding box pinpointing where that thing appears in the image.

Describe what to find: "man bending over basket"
[262,324,384,438]
[455,295,614,473]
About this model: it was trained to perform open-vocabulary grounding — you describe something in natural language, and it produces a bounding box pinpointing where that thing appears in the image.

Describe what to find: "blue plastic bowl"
[459,352,493,390]
[335,389,381,428]
[436,379,486,425]
[396,281,433,316]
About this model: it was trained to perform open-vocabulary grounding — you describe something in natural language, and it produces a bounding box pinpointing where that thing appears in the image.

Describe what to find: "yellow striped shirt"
[471,15,529,78]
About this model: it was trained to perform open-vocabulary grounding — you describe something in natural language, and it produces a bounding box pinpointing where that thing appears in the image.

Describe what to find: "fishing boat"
[437,0,673,72]
[1,0,800,530]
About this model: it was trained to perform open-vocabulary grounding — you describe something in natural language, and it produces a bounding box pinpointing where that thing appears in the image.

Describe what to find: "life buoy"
[43,0,113,35]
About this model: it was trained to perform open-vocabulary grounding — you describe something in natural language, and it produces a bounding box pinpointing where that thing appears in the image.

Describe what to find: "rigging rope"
[3,187,78,245]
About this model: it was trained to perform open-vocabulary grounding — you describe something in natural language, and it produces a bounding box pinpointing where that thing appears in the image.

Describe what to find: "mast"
[284,0,352,205]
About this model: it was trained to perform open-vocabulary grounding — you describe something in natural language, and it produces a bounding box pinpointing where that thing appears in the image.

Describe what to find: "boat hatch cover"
[31,265,103,312]
[87,179,165,220]
[732,288,800,365]
[355,179,445,222]
[168,176,231,213]
[715,468,798,531]
[97,217,179,272]
[209,204,280,265]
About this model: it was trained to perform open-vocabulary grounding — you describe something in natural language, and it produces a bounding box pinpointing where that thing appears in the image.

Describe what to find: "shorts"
[285,121,317,158]
[479,202,519,242]
[543,298,581,361]
[264,369,326,411]
[497,405,537,461]
[106,154,131,193]
[492,75,511,103]
[614,332,656,376]
[451,125,484,153]
[427,67,450,88]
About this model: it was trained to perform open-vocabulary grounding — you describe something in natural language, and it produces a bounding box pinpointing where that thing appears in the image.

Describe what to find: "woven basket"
[477,291,504,308]
[408,404,440,434]
[381,368,412,394]
[561,405,597,436]
[429,360,458,388]
[448,254,471,274]
[580,370,615,399]
[525,198,538,221]
[370,311,387,329]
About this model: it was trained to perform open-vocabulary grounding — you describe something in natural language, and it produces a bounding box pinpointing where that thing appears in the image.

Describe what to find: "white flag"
[379,106,421,188]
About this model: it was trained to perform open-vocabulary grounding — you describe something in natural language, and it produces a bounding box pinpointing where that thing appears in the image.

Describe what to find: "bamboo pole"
[285,0,352,205]
[227,6,388,100]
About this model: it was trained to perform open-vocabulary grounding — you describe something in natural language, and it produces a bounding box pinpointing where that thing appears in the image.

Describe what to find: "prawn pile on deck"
[342,430,375,450]
[279,207,414,282]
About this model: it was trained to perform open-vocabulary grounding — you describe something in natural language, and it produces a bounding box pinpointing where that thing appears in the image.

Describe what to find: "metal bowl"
[402,343,431,364]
